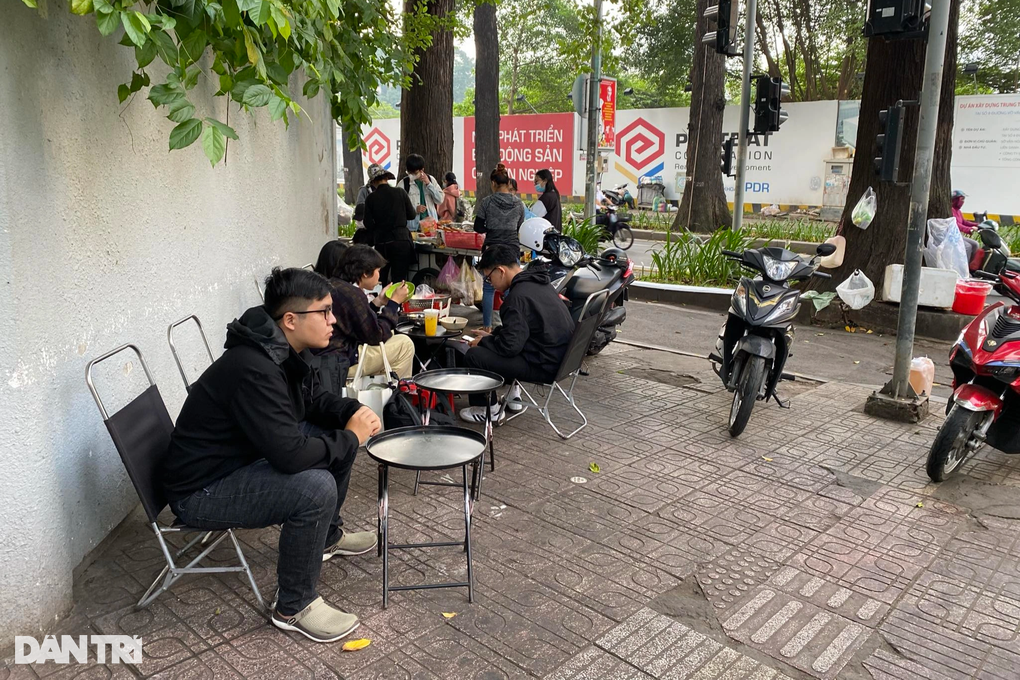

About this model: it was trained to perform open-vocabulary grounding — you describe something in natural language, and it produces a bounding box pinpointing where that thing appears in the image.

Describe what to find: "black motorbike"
[531,232,634,356]
[969,218,1020,277]
[603,183,635,209]
[595,206,635,250]
[709,243,836,436]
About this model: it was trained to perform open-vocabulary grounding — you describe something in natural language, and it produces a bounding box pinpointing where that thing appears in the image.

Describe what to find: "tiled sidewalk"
[6,344,1020,679]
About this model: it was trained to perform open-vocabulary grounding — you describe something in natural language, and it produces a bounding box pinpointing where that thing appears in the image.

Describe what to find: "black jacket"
[162,306,363,502]
[364,183,416,245]
[479,266,575,376]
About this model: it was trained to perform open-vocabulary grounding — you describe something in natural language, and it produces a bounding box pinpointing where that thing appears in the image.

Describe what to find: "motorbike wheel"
[926,406,984,482]
[613,227,634,250]
[728,355,766,437]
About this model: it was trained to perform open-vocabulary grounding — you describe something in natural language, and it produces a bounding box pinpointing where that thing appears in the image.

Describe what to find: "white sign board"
[952,94,1020,216]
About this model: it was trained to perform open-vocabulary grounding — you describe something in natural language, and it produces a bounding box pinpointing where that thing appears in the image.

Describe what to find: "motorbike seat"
[1005,259,1020,273]
[564,266,623,300]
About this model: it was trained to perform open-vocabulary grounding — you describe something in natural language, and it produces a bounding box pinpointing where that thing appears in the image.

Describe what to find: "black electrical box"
[864,0,929,39]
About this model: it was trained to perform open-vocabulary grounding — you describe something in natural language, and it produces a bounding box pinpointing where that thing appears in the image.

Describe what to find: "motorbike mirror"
[816,243,837,257]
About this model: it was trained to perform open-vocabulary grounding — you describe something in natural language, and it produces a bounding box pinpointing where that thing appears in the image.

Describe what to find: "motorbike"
[925,268,1020,482]
[524,225,634,356]
[967,217,1020,278]
[595,206,635,250]
[709,243,836,436]
[602,183,634,209]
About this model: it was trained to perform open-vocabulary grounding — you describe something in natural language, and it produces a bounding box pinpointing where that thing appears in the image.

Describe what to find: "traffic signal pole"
[730,0,756,231]
[866,0,952,422]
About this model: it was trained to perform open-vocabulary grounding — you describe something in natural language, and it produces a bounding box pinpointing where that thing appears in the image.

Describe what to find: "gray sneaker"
[272,597,359,643]
[323,530,378,561]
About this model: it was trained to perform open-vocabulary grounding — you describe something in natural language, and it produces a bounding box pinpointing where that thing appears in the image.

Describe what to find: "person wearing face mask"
[530,168,562,231]
[474,164,526,331]
[401,154,445,226]
[952,190,979,236]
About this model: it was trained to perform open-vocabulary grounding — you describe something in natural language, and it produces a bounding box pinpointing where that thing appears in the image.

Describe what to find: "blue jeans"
[482,279,495,328]
[168,441,357,616]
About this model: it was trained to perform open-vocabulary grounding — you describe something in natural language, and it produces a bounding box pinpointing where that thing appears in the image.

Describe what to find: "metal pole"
[584,0,604,220]
[730,0,756,231]
[883,0,952,401]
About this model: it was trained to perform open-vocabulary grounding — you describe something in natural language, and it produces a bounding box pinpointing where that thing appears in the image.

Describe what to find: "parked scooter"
[520,218,635,356]
[925,268,1020,481]
[595,206,635,250]
[709,243,836,436]
[603,183,635,209]
[968,218,1020,277]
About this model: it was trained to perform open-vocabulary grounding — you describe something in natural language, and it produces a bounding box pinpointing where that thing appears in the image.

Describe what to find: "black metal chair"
[86,344,267,610]
[167,315,215,392]
[505,290,609,439]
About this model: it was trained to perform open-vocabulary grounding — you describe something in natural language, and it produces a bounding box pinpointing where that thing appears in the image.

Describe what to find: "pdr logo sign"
[363,128,391,171]
[615,118,665,183]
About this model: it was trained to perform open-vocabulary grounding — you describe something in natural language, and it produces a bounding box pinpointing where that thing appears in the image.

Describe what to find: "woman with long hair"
[531,169,562,231]
[474,163,526,330]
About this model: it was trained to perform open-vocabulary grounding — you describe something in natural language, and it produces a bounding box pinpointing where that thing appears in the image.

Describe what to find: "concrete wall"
[0,7,336,642]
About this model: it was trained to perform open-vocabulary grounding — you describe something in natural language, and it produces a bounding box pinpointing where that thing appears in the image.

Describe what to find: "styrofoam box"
[882,264,958,309]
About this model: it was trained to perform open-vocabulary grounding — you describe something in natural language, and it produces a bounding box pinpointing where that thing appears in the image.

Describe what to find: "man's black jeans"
[465,346,555,405]
[168,437,357,616]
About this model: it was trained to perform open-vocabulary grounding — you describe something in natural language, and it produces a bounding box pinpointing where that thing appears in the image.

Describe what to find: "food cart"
[409,224,484,289]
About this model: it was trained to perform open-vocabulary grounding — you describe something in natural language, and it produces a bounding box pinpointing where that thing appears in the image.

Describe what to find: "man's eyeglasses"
[482,269,498,284]
[274,305,332,321]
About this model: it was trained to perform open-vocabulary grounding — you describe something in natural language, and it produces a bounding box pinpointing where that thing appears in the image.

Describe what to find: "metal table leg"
[377,464,384,558]
[463,464,474,603]
[380,464,390,608]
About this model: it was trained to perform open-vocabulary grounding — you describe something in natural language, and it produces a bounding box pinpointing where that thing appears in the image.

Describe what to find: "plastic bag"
[450,260,475,304]
[851,187,877,230]
[412,284,435,299]
[836,269,876,310]
[909,356,935,397]
[462,265,483,304]
[923,217,969,279]
[436,258,460,291]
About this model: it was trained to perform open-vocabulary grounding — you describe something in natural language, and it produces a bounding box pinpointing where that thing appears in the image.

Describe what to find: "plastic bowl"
[439,316,468,332]
[385,281,415,299]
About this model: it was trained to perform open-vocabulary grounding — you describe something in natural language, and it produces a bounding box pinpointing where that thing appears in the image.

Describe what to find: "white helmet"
[519,217,555,251]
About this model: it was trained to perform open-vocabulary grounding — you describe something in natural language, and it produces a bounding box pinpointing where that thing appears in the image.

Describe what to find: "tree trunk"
[474,1,500,200]
[399,0,455,181]
[814,1,959,293]
[341,127,364,205]
[674,0,731,233]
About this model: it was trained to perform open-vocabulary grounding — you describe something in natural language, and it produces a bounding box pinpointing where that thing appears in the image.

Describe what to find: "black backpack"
[383,382,457,430]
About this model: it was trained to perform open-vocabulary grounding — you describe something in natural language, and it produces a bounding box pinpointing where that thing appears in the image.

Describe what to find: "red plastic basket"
[442,231,485,250]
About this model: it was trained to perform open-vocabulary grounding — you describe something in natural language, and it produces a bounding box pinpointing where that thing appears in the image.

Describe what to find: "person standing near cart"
[401,154,445,227]
[363,164,416,285]
[531,169,562,231]
[474,164,525,331]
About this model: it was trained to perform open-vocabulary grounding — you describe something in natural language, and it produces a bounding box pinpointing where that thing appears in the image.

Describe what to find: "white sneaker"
[505,385,526,413]
[460,406,502,423]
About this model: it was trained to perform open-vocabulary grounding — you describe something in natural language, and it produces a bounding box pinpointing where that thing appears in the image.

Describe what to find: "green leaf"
[96,8,120,36]
[150,29,178,65]
[222,0,241,27]
[217,73,234,95]
[242,83,272,107]
[135,38,157,68]
[243,26,259,65]
[169,118,203,150]
[205,117,239,140]
[167,98,196,123]
[269,95,287,121]
[148,82,185,107]
[270,4,291,39]
[183,64,201,90]
[70,0,93,15]
[253,0,270,25]
[122,11,151,47]
[236,0,260,12]
[302,79,320,98]
[22,0,38,8]
[266,62,288,85]
[118,83,131,103]
[180,29,207,66]
[324,0,339,18]
[130,71,146,92]
[201,124,226,166]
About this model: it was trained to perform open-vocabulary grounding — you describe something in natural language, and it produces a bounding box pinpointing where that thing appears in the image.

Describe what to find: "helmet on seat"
[599,247,629,267]
[519,217,556,251]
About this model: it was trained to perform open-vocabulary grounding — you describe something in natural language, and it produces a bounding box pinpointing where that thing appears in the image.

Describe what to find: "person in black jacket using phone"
[460,245,575,423]
[162,267,381,644]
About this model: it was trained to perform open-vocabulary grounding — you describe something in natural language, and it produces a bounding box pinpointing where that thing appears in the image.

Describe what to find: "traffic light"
[702,0,739,56]
[721,137,735,177]
[752,76,790,134]
[864,0,930,39]
[874,102,906,182]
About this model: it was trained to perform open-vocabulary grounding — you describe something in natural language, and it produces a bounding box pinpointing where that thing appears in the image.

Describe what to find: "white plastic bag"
[350,343,395,422]
[836,269,876,310]
[851,187,877,230]
[909,356,935,397]
[923,217,969,280]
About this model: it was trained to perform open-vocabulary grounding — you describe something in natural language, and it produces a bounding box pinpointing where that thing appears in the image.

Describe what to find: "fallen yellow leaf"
[916,502,924,508]
[853,361,860,364]
[761,456,773,462]
[442,612,457,619]
[589,462,601,473]
[342,639,372,652]
[866,330,874,334]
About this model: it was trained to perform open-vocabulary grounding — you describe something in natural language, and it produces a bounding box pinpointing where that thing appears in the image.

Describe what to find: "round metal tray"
[366,426,486,470]
[412,368,504,394]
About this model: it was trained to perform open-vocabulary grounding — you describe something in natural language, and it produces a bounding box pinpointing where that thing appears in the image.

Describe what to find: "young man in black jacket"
[163,267,381,643]
[460,245,575,422]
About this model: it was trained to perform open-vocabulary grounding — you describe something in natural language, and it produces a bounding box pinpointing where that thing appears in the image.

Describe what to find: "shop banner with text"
[463,113,574,192]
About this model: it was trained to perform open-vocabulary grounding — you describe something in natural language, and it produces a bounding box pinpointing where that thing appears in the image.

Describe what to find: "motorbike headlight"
[764,296,799,323]
[558,239,582,267]
[763,256,798,281]
[731,283,748,315]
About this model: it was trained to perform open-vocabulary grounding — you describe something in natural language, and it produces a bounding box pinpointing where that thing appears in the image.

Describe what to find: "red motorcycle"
[927,269,1020,481]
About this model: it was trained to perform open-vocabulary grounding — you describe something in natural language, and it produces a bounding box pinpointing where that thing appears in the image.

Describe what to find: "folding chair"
[86,344,267,610]
[506,290,609,440]
[167,315,215,392]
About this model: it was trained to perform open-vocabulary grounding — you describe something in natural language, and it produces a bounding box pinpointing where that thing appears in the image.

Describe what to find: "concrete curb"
[630,281,732,312]
[631,230,822,255]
